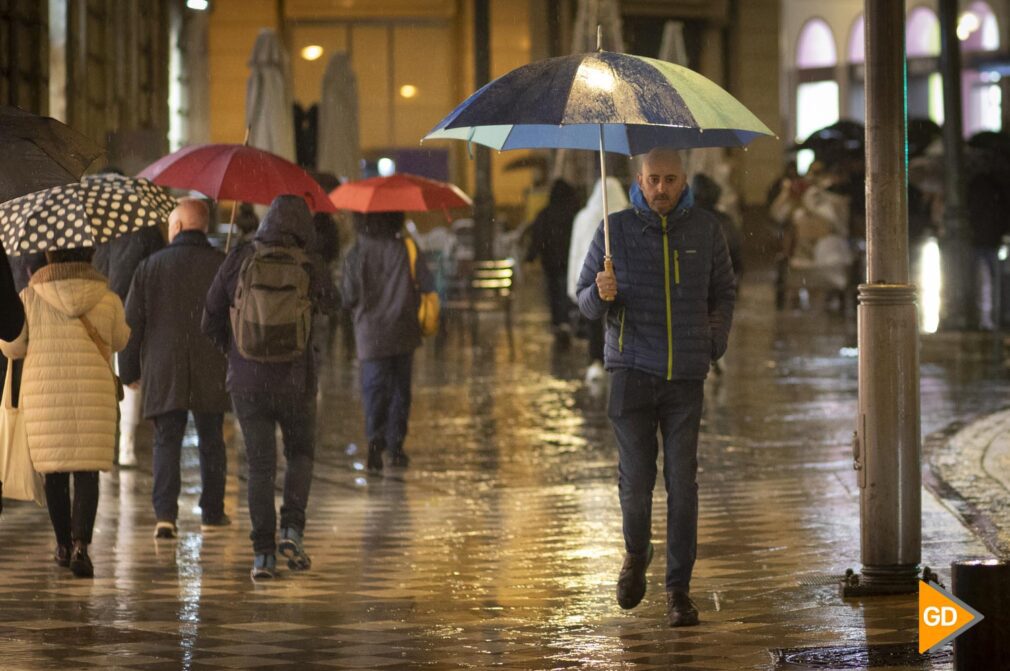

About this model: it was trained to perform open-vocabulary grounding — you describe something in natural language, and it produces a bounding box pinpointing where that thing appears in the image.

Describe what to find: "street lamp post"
[473,0,495,261]
[843,0,923,597]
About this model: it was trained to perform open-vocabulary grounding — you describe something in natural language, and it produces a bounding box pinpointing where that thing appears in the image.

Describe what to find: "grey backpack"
[230,242,312,362]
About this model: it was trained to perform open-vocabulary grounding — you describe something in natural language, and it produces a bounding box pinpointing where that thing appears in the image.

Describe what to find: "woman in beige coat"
[1,248,129,578]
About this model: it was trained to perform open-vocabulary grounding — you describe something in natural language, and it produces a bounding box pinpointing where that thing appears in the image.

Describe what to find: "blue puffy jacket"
[575,183,736,381]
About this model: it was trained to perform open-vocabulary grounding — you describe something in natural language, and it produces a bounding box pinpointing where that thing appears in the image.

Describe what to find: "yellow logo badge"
[918,579,984,654]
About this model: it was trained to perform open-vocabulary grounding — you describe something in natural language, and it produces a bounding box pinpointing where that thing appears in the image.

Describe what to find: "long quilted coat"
[0,262,129,473]
[575,184,736,381]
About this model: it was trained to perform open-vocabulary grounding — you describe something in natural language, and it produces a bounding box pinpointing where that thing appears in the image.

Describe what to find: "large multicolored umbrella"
[0,175,176,255]
[138,144,336,214]
[424,44,773,265]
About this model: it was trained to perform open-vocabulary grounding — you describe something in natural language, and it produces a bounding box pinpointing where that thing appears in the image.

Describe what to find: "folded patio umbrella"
[0,175,176,255]
[0,106,103,203]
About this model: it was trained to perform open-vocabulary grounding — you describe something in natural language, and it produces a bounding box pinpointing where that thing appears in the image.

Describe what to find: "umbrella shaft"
[598,125,612,259]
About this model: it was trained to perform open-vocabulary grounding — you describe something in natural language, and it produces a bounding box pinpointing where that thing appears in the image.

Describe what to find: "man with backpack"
[202,195,339,580]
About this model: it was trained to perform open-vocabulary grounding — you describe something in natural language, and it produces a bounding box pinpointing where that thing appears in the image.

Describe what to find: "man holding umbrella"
[576,148,736,627]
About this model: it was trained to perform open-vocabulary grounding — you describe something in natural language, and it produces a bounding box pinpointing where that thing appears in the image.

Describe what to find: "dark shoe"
[201,513,231,532]
[55,544,71,568]
[69,541,93,578]
[279,527,312,571]
[388,451,410,468]
[666,589,700,627]
[367,443,383,472]
[250,553,276,580]
[154,521,178,539]
[616,543,653,609]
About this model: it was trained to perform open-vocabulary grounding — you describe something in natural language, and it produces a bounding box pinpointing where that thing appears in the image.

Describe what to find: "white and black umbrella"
[0,175,176,255]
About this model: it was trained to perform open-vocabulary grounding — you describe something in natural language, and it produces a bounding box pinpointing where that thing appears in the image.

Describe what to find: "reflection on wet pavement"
[0,273,1004,670]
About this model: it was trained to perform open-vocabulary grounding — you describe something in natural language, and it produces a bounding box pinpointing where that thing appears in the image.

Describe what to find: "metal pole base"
[841,564,923,597]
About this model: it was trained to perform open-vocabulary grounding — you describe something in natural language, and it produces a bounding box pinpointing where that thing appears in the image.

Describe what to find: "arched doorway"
[795,18,839,172]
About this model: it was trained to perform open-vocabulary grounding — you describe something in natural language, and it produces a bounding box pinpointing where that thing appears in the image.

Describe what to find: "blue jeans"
[360,353,413,454]
[231,392,316,555]
[152,410,227,523]
[608,369,704,591]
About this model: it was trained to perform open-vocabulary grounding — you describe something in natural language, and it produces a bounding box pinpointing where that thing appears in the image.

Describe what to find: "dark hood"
[256,195,316,248]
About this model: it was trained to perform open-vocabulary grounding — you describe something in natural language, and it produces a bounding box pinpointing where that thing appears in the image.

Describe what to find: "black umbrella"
[0,106,103,203]
[907,118,942,158]
[795,120,864,162]
[0,175,175,255]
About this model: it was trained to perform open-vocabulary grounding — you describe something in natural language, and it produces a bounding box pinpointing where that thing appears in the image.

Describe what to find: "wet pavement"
[1,270,1009,670]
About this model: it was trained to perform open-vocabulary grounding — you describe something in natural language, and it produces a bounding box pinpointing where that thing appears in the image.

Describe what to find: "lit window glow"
[920,237,942,334]
[300,45,324,61]
[958,12,981,41]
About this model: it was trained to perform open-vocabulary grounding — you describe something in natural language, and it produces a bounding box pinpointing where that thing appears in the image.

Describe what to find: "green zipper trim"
[618,307,626,352]
[661,216,673,380]
[674,249,680,285]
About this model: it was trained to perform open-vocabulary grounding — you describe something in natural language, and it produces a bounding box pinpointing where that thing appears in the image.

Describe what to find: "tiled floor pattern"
[0,278,999,670]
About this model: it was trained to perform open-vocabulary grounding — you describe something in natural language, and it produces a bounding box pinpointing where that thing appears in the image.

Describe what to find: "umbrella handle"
[602,256,616,302]
[224,127,252,254]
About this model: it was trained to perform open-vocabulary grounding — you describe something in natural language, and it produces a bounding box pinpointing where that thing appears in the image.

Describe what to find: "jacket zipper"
[661,215,673,380]
[674,249,680,285]
[619,307,626,352]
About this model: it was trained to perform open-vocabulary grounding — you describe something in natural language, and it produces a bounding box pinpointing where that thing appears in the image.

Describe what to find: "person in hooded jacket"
[526,179,581,341]
[341,211,435,472]
[202,195,339,580]
[1,247,130,578]
[576,148,736,628]
[567,177,630,383]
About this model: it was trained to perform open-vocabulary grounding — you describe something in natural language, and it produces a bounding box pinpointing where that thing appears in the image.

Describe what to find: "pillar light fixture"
[186,0,210,10]
[400,84,418,99]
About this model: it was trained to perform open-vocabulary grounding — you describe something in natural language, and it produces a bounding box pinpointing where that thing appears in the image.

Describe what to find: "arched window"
[907,6,941,57]
[960,2,1001,134]
[796,18,838,68]
[795,19,840,170]
[848,14,865,64]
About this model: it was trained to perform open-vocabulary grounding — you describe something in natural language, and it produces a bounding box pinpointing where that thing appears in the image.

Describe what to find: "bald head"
[168,198,210,241]
[637,148,687,216]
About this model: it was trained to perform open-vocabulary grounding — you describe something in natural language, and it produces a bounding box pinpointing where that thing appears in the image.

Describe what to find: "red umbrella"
[329,173,471,213]
[138,144,336,213]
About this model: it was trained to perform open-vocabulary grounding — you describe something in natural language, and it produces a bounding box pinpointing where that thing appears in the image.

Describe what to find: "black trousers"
[44,471,100,546]
[152,410,227,523]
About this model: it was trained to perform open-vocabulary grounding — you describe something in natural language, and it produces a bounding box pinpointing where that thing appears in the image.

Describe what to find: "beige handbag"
[0,357,45,505]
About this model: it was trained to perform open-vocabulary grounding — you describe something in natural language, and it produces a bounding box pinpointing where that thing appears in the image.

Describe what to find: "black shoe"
[388,451,410,468]
[201,513,232,532]
[55,544,71,568]
[616,543,653,609]
[69,541,93,578]
[666,589,700,627]
[367,443,383,472]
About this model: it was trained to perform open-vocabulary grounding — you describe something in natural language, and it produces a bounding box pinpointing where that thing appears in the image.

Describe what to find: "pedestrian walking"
[1,248,130,577]
[341,211,435,472]
[575,148,736,627]
[94,213,165,468]
[119,199,230,539]
[526,179,580,342]
[202,195,338,580]
[567,177,629,384]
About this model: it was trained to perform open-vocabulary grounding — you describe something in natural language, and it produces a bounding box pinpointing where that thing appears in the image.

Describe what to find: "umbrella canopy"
[246,29,296,162]
[317,52,361,181]
[329,173,471,213]
[424,50,773,154]
[0,106,104,203]
[138,144,336,213]
[0,175,176,255]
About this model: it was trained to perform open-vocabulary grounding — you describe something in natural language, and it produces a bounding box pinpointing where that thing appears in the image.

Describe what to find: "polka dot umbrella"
[0,174,176,255]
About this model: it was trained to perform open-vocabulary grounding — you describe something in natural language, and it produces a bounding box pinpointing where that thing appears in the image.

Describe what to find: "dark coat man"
[120,199,229,535]
[576,148,736,629]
